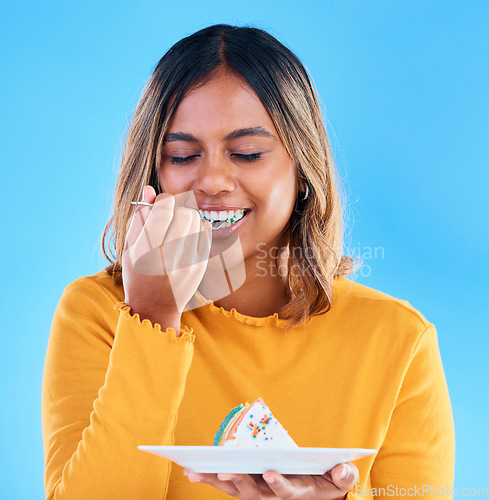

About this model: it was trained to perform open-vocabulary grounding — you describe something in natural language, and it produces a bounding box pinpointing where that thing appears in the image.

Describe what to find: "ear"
[297,164,309,198]
[297,172,306,192]
[298,177,308,196]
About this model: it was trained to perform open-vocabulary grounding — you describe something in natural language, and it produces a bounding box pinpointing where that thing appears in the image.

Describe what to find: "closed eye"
[170,155,199,165]
[233,153,262,162]
[170,153,263,164]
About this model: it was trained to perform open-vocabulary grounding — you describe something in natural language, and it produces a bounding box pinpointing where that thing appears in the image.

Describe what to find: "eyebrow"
[163,126,276,143]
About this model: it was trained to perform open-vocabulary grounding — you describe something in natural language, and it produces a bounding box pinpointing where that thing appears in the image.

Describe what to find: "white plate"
[138,446,377,475]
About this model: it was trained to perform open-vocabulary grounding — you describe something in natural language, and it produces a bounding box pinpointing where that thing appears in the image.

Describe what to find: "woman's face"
[158,69,298,263]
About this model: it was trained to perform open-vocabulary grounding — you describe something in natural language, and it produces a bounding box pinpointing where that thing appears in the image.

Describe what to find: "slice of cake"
[213,397,298,447]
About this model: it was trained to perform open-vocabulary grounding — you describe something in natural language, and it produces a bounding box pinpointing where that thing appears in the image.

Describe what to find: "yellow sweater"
[42,271,454,499]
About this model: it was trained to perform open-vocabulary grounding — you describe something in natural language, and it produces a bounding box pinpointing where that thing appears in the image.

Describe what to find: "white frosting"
[223,400,298,448]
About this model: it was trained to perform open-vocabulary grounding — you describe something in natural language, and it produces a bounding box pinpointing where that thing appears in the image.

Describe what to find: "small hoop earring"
[302,184,309,201]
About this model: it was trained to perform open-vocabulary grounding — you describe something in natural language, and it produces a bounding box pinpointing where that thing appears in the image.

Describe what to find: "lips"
[199,209,248,225]
[209,208,251,238]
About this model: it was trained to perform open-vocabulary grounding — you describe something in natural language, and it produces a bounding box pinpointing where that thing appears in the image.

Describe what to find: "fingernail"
[264,473,276,484]
[183,469,189,476]
[338,464,349,479]
[188,472,200,482]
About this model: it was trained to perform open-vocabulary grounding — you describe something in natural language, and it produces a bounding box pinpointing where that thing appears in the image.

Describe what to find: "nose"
[193,153,236,196]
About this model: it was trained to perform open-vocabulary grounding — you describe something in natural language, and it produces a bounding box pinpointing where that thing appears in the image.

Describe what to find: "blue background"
[1,0,488,497]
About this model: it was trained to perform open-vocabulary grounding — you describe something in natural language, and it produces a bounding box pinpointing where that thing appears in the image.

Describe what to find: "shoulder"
[61,270,124,304]
[331,276,431,330]
[320,276,436,357]
[55,270,125,327]
[49,270,125,348]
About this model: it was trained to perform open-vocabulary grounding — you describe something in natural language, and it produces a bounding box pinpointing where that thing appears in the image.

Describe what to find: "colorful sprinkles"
[247,411,273,439]
[213,398,294,448]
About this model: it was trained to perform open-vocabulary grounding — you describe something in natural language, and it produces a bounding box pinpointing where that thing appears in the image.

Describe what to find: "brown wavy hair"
[102,24,360,330]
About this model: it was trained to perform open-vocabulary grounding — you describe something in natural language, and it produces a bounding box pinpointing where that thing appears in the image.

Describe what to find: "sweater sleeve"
[42,277,195,499]
[370,323,455,497]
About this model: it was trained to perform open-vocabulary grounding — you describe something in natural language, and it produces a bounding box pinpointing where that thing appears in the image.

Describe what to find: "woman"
[42,24,455,499]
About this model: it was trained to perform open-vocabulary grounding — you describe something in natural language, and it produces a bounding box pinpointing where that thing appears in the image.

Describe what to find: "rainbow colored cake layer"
[213,397,298,447]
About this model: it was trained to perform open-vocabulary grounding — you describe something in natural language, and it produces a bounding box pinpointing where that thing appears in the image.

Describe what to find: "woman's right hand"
[121,185,212,332]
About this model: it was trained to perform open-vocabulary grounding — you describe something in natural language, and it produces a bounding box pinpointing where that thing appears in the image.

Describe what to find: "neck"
[208,244,291,318]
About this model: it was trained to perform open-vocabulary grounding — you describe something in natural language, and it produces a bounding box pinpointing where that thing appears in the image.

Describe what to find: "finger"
[164,206,197,244]
[197,217,212,259]
[124,185,158,251]
[142,184,157,204]
[124,207,150,253]
[135,192,175,250]
[162,206,199,273]
[191,212,212,267]
[225,474,263,499]
[127,193,175,275]
[187,472,240,497]
[187,210,210,268]
[262,471,312,498]
[330,462,359,491]
[172,189,199,211]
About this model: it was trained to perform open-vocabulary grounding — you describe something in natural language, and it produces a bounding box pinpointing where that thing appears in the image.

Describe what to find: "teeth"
[200,209,247,223]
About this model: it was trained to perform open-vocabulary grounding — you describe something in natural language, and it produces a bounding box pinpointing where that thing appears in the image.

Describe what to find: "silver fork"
[130,201,227,229]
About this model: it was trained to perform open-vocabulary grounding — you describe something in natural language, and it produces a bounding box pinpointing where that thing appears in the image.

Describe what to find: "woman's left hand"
[184,462,358,499]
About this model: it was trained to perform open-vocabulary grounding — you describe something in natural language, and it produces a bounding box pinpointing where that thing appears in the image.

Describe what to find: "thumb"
[331,462,358,490]
[142,185,157,204]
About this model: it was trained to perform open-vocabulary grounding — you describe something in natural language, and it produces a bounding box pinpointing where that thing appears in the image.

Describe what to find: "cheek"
[158,168,189,193]
[157,168,167,191]
[265,172,297,213]
[251,180,296,242]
